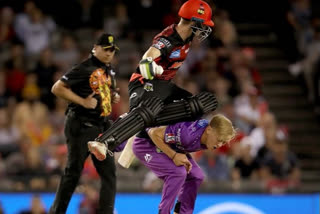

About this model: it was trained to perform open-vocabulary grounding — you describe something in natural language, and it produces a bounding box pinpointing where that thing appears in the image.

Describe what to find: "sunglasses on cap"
[103,46,116,52]
[96,33,120,51]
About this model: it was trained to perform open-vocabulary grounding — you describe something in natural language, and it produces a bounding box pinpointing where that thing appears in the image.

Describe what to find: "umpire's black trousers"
[50,111,116,214]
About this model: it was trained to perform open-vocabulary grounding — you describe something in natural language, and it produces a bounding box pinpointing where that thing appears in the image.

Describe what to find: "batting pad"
[96,97,164,151]
[154,91,218,126]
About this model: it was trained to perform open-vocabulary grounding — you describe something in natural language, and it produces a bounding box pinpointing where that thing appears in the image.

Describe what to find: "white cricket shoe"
[88,141,107,161]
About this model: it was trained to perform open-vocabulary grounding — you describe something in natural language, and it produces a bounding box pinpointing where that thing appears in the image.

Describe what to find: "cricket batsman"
[89,0,218,160]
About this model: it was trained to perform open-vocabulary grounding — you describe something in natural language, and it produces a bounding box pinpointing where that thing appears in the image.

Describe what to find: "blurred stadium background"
[0,0,319,213]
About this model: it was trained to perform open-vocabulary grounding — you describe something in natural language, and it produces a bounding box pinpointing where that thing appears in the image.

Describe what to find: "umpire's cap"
[96,33,120,51]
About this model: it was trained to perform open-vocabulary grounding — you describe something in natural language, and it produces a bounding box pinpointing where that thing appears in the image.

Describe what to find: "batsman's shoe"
[88,141,107,161]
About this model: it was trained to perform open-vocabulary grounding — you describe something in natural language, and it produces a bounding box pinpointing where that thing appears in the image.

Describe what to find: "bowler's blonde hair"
[210,114,236,143]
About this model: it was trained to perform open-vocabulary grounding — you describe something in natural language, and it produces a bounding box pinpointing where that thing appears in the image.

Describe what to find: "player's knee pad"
[191,91,218,115]
[96,97,164,151]
[154,91,218,126]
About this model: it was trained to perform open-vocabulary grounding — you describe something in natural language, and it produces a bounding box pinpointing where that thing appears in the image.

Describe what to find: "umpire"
[49,33,120,214]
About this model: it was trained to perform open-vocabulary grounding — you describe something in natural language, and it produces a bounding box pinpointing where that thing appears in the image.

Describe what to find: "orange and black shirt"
[61,55,116,119]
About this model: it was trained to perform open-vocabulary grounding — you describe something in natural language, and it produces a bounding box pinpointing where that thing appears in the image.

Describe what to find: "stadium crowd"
[284,0,320,118]
[0,0,307,212]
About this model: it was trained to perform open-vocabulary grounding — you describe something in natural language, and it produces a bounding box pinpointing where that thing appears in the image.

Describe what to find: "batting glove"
[139,57,164,80]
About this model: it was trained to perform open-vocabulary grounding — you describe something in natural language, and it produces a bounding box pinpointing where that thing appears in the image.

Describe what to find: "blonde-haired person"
[132,114,236,214]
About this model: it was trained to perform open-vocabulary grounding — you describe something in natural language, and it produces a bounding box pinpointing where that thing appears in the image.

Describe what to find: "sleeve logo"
[159,38,171,47]
[165,133,176,144]
[154,37,171,49]
[196,119,209,128]
[144,153,153,163]
[154,41,165,49]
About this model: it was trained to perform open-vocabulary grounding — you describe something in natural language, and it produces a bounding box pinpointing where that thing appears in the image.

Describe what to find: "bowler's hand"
[82,92,97,109]
[173,153,193,173]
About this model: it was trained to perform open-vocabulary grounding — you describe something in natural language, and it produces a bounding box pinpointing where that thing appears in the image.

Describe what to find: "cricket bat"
[118,136,136,168]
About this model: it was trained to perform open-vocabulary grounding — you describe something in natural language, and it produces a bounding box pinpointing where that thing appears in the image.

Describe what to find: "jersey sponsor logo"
[165,133,176,144]
[143,82,153,92]
[169,49,181,59]
[196,119,209,128]
[144,153,153,163]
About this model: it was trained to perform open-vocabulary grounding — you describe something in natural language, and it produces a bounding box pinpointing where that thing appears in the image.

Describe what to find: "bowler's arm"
[148,126,192,172]
[148,126,176,159]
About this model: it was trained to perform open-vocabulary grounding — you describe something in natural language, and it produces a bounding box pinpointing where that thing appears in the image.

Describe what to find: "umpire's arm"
[51,80,97,109]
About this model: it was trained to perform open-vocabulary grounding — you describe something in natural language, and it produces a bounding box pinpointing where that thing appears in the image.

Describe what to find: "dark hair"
[180,18,192,25]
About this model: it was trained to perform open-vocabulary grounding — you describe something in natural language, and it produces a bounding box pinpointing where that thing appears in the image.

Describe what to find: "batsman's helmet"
[178,0,214,27]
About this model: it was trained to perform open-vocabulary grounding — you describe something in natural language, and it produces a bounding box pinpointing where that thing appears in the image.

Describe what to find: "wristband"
[171,152,177,160]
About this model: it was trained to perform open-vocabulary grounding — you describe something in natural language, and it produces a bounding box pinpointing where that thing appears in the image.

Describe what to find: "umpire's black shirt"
[61,55,116,121]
